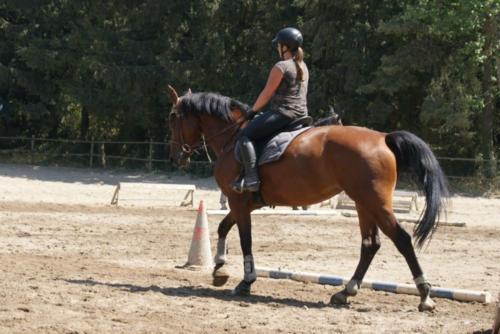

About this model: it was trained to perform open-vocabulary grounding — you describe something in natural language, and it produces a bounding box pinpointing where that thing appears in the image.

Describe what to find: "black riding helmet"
[272,27,303,51]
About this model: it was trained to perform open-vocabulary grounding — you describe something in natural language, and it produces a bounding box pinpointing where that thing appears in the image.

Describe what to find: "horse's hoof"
[330,290,349,305]
[212,268,230,287]
[416,282,435,312]
[418,297,436,312]
[232,280,251,296]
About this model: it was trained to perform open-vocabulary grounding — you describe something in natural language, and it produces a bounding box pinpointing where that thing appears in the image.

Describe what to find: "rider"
[232,27,309,193]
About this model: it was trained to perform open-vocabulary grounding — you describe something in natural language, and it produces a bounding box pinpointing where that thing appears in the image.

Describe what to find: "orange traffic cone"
[181,200,213,269]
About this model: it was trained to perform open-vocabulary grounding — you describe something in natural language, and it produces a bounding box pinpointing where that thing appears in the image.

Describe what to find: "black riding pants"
[239,111,293,141]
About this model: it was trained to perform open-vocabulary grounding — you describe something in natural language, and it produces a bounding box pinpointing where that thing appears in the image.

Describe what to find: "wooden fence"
[0,136,497,181]
[0,136,166,170]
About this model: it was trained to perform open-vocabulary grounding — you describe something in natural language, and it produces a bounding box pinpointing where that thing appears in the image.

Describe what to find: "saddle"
[234,116,314,166]
[233,113,340,206]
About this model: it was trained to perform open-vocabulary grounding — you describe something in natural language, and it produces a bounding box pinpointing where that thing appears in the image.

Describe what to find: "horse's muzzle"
[170,152,190,170]
[177,156,191,169]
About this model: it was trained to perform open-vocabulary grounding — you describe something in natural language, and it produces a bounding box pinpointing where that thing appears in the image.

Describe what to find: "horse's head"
[167,86,251,168]
[167,85,202,169]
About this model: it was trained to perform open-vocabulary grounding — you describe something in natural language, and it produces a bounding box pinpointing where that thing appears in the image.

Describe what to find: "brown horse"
[167,86,448,311]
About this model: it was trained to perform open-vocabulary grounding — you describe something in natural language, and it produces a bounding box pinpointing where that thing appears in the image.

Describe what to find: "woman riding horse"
[233,27,308,193]
[167,31,449,312]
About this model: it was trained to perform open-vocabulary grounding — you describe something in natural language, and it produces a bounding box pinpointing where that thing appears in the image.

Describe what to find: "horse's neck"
[200,115,239,157]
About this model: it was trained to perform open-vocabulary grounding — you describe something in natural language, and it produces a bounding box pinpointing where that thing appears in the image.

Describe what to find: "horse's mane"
[178,92,250,122]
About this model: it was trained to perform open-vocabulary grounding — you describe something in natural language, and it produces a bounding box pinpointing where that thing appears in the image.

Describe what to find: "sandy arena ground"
[0,163,499,333]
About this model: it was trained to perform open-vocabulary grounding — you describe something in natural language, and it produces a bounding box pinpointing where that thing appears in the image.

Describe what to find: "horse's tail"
[385,131,449,248]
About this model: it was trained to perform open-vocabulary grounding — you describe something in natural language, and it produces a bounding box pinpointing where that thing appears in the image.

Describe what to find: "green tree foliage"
[0,0,498,170]
[303,0,410,124]
[357,1,498,160]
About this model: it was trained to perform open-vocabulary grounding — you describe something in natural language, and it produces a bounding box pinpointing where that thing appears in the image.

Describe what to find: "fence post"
[100,142,106,168]
[30,135,35,164]
[147,139,153,172]
[89,137,94,168]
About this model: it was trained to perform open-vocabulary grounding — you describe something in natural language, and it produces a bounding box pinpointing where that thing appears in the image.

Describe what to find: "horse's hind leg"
[331,205,435,311]
[347,206,435,311]
[212,213,236,286]
[331,207,381,304]
[378,215,435,311]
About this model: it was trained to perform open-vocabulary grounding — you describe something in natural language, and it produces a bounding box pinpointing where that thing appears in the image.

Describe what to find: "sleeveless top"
[269,59,309,119]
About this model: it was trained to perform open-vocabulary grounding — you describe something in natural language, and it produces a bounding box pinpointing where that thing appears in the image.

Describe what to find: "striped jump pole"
[256,267,492,304]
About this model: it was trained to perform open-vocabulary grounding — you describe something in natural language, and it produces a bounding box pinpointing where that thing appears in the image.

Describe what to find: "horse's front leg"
[212,213,236,286]
[232,210,256,296]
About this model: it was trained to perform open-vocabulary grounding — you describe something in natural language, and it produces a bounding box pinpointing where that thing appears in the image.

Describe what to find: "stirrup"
[231,177,244,194]
[243,179,260,192]
[231,177,260,193]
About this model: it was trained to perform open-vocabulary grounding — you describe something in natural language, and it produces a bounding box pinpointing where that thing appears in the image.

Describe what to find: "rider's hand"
[244,107,255,120]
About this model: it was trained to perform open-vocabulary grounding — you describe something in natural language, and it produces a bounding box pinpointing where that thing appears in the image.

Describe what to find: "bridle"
[169,109,247,164]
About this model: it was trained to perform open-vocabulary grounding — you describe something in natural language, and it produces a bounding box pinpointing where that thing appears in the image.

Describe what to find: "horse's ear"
[167,85,179,106]
[187,88,192,95]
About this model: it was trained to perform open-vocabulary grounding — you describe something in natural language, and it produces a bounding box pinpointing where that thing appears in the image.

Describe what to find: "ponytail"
[293,47,305,82]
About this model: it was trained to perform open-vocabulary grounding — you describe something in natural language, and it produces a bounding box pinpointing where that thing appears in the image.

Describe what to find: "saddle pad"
[235,127,311,166]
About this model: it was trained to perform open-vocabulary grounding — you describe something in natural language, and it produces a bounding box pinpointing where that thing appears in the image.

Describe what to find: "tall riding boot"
[232,137,260,193]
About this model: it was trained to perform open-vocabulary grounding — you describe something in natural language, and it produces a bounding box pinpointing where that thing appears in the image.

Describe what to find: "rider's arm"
[251,66,284,113]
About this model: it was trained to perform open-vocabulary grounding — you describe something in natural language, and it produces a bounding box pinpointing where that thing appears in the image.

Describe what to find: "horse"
[167,85,449,311]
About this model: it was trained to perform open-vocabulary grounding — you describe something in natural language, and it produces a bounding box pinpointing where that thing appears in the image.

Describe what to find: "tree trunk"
[480,13,497,178]
[80,106,89,140]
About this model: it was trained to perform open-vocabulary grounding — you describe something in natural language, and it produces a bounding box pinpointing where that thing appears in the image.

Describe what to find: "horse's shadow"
[61,278,339,310]
[61,278,497,333]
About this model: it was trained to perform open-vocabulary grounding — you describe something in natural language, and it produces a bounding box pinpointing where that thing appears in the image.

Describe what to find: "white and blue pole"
[256,267,492,303]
